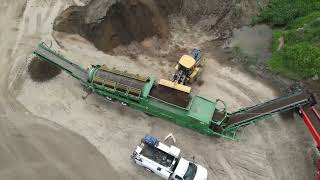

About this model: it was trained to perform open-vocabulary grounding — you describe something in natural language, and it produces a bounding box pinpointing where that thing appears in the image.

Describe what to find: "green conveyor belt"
[33,43,88,83]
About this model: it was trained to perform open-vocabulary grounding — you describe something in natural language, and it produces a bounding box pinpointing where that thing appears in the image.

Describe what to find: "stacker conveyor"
[33,43,318,140]
[34,43,88,83]
[225,91,312,129]
[211,90,316,138]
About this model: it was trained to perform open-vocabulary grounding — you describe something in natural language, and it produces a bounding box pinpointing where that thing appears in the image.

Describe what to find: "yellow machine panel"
[159,79,191,94]
[188,67,200,83]
[175,64,179,70]
[179,55,196,69]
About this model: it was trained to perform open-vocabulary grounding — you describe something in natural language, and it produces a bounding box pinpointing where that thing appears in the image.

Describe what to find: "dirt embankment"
[54,0,181,52]
[53,0,268,53]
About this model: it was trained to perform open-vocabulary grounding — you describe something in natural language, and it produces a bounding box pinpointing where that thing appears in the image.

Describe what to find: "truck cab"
[170,157,208,180]
[131,135,207,180]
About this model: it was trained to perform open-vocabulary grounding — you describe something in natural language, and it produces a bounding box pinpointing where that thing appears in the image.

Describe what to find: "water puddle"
[230,25,272,64]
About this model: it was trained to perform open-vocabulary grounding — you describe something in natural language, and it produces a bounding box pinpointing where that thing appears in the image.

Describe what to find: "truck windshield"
[183,163,197,180]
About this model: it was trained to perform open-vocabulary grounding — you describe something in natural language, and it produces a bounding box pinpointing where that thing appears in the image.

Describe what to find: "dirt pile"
[54,0,180,52]
[28,57,61,82]
[89,1,157,52]
[54,0,269,52]
[153,0,183,16]
[54,6,86,37]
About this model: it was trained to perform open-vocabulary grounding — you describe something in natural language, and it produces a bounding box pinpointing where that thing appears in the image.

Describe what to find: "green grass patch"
[270,43,320,79]
[286,17,320,46]
[255,0,320,79]
[254,0,320,26]
[268,16,320,79]
[287,11,320,29]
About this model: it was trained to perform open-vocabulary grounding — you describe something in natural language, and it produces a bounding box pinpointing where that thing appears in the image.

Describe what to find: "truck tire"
[105,96,113,101]
[144,112,154,117]
[144,167,154,174]
[121,102,128,106]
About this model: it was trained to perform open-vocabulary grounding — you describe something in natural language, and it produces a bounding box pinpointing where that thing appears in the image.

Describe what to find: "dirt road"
[1,0,318,180]
[0,0,121,179]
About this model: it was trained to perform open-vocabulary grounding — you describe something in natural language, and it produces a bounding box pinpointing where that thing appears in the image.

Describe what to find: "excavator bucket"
[158,79,191,94]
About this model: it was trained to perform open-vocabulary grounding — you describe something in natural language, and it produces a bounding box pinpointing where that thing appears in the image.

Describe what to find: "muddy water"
[230,25,273,64]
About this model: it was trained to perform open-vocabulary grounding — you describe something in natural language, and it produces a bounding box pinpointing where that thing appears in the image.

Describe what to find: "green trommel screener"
[33,42,318,140]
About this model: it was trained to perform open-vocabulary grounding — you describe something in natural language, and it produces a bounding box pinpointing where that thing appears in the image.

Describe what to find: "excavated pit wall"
[54,0,182,52]
[54,0,268,53]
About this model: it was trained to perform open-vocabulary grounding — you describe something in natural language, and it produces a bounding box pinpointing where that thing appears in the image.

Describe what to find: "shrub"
[285,18,320,45]
[259,1,320,79]
[287,12,320,29]
[255,0,320,26]
[270,43,320,79]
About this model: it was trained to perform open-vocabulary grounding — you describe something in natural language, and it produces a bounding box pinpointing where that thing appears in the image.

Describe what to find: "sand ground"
[1,0,318,179]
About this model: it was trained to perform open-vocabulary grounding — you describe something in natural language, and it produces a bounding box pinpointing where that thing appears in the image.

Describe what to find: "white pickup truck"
[131,135,208,180]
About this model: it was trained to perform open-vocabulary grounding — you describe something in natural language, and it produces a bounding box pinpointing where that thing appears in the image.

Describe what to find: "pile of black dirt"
[53,0,178,52]
[53,5,86,37]
[88,1,158,52]
[28,57,61,82]
[153,0,183,16]
[54,0,268,53]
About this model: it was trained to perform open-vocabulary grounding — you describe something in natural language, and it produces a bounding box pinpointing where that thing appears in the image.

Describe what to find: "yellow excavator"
[156,49,203,95]
[173,49,203,85]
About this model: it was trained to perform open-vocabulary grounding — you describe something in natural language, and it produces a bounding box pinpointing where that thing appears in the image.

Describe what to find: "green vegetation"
[256,0,320,79]
[287,12,320,29]
[254,0,320,26]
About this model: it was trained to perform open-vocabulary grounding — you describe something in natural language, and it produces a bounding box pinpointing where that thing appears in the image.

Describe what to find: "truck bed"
[141,144,175,168]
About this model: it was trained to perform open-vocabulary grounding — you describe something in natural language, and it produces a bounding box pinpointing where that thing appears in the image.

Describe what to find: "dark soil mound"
[88,1,158,52]
[53,5,86,36]
[28,57,61,82]
[154,0,183,16]
[53,0,180,52]
[53,0,268,53]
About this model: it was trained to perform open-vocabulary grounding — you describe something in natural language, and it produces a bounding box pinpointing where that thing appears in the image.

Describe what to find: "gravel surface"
[1,0,318,180]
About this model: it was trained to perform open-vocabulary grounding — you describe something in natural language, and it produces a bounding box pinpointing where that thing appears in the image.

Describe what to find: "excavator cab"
[177,55,196,73]
[173,49,203,84]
